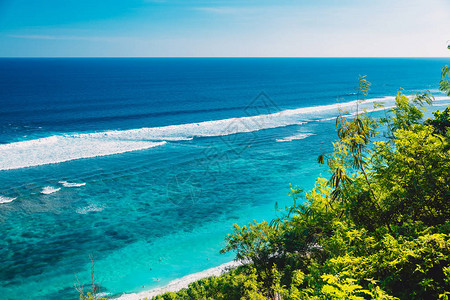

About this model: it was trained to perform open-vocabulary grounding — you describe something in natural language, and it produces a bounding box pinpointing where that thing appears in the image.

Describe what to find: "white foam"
[58,181,86,188]
[0,196,16,204]
[75,204,104,214]
[276,132,315,142]
[434,96,450,102]
[41,186,61,195]
[278,96,392,117]
[0,137,166,171]
[89,97,395,143]
[116,260,243,300]
[0,95,444,171]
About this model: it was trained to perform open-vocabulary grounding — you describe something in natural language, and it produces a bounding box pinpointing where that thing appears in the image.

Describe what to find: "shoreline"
[115,260,244,300]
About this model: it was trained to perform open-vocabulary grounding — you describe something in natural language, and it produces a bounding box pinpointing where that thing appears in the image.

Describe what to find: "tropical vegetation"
[149,66,450,300]
[78,66,450,300]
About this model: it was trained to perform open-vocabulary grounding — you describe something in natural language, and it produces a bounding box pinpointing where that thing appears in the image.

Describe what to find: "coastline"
[115,260,244,300]
[2,58,449,299]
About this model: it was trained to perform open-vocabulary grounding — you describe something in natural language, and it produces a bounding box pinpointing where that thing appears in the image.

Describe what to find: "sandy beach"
[116,261,244,300]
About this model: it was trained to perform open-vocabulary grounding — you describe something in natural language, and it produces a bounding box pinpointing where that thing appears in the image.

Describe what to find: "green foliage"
[425,106,450,135]
[372,126,450,226]
[151,266,266,300]
[440,65,450,96]
[385,90,433,133]
[425,65,450,136]
[150,68,450,300]
[221,221,282,270]
[220,221,285,293]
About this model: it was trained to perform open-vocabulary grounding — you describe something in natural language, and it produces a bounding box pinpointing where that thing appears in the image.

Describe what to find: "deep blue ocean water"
[0,58,449,299]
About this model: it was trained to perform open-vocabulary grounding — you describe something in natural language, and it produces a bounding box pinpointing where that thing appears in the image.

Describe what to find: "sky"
[0,0,449,57]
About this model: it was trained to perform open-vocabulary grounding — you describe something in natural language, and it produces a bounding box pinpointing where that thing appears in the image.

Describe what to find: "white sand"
[116,260,244,300]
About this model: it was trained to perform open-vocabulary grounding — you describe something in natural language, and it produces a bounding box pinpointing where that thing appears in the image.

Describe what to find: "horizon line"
[1,56,449,59]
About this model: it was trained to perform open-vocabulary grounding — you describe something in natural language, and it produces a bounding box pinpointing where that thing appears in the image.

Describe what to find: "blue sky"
[0,0,449,57]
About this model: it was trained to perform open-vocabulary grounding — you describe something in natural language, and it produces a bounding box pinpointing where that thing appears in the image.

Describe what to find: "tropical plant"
[147,67,450,299]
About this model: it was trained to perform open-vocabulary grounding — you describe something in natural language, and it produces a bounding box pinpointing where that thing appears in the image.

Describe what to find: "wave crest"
[276,133,314,142]
[58,181,86,188]
[0,95,429,171]
[41,186,61,195]
[0,196,16,204]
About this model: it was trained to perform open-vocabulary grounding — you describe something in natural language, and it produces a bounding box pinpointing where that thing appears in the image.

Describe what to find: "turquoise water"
[0,58,449,299]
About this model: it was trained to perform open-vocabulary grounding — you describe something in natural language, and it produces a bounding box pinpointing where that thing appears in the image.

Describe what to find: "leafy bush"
[152,67,450,299]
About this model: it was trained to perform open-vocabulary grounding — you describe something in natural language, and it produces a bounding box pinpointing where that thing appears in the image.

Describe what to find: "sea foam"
[0,196,16,204]
[276,133,315,142]
[41,186,61,195]
[0,137,166,171]
[58,181,86,187]
[0,95,429,171]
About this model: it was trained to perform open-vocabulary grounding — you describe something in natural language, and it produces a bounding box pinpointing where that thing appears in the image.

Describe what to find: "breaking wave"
[58,181,86,188]
[1,95,438,171]
[0,196,16,204]
[41,186,61,195]
[276,133,315,142]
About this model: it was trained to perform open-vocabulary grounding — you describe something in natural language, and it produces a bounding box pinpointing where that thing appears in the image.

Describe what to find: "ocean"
[0,58,449,299]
